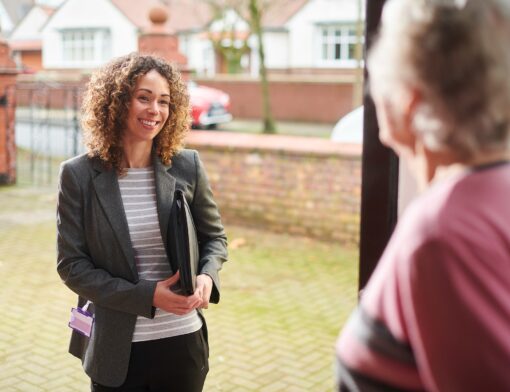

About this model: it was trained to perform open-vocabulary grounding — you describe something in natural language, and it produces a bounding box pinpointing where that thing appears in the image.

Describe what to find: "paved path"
[0,186,358,391]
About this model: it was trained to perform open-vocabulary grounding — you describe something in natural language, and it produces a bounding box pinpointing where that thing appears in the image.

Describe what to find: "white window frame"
[316,24,360,68]
[61,28,111,68]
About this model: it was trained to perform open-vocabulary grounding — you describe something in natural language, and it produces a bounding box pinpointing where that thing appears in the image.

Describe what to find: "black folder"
[168,189,199,295]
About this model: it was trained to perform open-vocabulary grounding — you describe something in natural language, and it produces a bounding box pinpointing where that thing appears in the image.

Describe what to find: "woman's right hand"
[153,271,203,315]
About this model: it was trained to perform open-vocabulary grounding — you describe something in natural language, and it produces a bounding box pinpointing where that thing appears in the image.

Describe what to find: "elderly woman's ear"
[374,87,421,156]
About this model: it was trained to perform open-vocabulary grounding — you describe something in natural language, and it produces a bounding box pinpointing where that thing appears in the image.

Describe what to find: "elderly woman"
[336,0,510,390]
[57,53,227,391]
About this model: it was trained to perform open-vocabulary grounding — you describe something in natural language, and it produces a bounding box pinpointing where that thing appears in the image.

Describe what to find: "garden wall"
[186,131,362,246]
[195,75,355,124]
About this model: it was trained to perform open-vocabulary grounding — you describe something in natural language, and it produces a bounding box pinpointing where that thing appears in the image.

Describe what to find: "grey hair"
[368,0,510,158]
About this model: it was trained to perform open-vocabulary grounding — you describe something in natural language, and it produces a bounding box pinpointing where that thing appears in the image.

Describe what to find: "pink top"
[337,162,510,391]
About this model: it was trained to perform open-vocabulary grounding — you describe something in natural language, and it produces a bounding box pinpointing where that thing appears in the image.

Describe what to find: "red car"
[189,81,233,129]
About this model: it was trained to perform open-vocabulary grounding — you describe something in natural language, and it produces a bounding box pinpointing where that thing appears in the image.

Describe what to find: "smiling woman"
[56,53,228,391]
[80,53,190,173]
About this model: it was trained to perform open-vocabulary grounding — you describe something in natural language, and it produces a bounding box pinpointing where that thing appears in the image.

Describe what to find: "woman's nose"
[147,101,158,114]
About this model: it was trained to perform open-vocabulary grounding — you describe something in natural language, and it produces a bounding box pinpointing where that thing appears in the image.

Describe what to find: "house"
[39,0,211,72]
[8,4,55,72]
[30,0,362,75]
[41,0,140,71]
[265,0,364,72]
[0,0,34,37]
[178,0,364,76]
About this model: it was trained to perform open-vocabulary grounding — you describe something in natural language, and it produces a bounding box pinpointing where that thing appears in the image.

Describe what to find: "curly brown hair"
[81,53,190,172]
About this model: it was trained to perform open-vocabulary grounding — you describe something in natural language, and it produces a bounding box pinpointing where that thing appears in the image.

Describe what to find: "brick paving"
[0,186,358,392]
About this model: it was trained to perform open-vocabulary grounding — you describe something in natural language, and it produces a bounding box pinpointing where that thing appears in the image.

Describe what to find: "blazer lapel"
[153,154,176,252]
[91,160,138,278]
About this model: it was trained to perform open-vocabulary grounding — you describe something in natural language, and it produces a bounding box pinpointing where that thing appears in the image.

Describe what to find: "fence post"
[0,40,18,185]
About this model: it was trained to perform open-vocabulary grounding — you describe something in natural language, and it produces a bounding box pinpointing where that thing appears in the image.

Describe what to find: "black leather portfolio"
[168,189,199,295]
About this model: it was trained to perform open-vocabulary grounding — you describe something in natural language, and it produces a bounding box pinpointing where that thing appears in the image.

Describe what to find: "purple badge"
[69,304,94,337]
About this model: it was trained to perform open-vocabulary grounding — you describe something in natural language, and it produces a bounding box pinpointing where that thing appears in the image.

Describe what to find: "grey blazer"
[56,149,228,387]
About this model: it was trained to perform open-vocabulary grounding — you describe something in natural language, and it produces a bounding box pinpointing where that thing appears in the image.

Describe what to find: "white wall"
[0,1,14,35]
[179,33,215,76]
[42,0,138,69]
[261,31,289,69]
[286,0,363,68]
[10,6,48,41]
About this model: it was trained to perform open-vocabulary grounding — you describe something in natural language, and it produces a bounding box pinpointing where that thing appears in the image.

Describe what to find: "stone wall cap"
[186,130,361,158]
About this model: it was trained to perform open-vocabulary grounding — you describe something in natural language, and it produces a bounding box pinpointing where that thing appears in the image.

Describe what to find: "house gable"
[1,0,33,35]
[163,0,213,33]
[111,0,213,34]
[0,1,14,34]
[110,0,166,32]
[41,0,139,69]
[9,5,53,42]
[262,0,309,29]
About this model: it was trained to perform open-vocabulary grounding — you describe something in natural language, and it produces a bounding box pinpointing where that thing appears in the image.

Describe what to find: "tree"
[206,0,277,133]
[206,2,251,74]
[352,0,365,108]
[248,0,276,133]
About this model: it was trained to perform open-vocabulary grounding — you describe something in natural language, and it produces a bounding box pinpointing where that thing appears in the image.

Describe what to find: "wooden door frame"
[358,0,400,291]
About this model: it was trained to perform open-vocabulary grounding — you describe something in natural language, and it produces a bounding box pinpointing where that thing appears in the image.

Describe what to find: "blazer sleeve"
[191,151,228,303]
[56,161,157,318]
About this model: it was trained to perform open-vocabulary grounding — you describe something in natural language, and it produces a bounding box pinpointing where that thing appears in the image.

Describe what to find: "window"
[318,24,361,67]
[61,29,111,67]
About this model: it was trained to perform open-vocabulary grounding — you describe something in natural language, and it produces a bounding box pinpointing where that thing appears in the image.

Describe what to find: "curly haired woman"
[56,53,228,391]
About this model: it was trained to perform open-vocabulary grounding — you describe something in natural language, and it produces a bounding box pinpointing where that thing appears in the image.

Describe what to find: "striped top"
[118,167,202,342]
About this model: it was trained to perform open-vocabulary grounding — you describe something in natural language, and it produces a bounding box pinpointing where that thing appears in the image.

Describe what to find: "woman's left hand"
[195,274,213,309]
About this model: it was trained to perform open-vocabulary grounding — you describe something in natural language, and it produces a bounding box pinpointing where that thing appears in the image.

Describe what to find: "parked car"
[188,81,233,129]
[330,105,363,143]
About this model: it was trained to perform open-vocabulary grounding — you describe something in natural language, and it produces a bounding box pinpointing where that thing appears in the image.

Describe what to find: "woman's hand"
[153,271,203,315]
[195,274,213,309]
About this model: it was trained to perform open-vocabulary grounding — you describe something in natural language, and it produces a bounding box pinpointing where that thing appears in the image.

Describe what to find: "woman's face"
[124,69,171,146]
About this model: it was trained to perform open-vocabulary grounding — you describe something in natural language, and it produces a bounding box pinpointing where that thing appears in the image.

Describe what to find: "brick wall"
[0,85,16,184]
[186,131,362,246]
[0,42,18,185]
[195,75,355,123]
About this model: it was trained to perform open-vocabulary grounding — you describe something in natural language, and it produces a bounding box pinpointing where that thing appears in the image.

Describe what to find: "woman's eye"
[160,100,170,106]
[138,96,149,102]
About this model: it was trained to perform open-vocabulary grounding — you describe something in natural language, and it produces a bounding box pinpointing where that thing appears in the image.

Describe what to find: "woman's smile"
[139,118,160,129]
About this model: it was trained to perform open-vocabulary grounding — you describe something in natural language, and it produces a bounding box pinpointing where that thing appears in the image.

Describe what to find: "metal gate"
[14,83,83,186]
